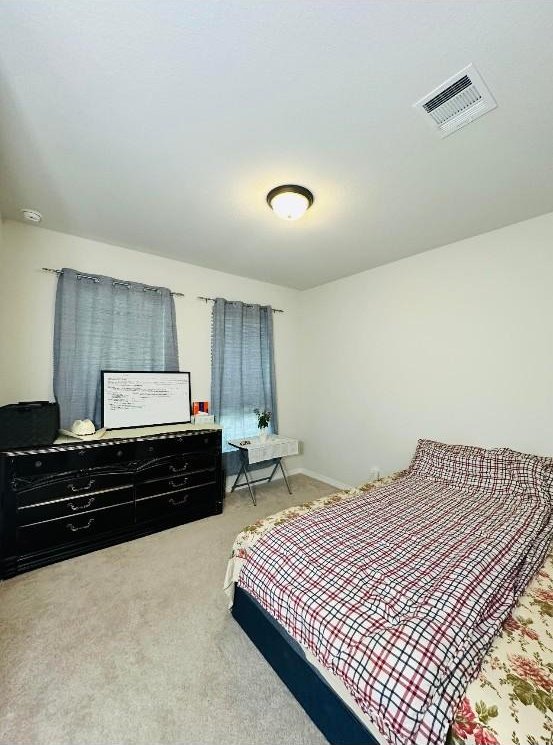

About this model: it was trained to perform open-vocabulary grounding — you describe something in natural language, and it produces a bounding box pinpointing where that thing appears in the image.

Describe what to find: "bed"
[224,440,553,745]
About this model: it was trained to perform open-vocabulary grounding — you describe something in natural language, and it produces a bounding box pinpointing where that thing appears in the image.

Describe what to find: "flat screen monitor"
[101,370,191,430]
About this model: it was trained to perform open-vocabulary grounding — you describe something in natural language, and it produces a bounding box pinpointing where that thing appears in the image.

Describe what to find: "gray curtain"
[211,298,278,475]
[53,268,179,428]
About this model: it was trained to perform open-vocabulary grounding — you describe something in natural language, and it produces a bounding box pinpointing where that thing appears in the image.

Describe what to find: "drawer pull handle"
[169,477,189,488]
[169,463,189,473]
[68,497,95,511]
[67,518,95,532]
[68,479,95,493]
[168,495,189,506]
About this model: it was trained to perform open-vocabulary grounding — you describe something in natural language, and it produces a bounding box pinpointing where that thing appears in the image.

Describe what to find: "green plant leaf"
[532,692,546,713]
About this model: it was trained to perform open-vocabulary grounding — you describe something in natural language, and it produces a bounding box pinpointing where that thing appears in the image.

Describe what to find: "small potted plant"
[253,408,271,443]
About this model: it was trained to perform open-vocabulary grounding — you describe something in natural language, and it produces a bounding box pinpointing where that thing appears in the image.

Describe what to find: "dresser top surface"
[55,422,221,445]
[2,423,222,457]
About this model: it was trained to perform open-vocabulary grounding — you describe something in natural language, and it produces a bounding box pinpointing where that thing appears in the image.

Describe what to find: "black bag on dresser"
[0,401,60,450]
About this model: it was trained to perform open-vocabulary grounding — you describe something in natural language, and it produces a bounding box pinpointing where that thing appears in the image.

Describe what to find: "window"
[210,298,277,474]
[53,267,179,428]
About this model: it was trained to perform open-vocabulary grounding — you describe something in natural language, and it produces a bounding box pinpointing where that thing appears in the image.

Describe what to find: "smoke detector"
[20,208,43,223]
[413,64,497,137]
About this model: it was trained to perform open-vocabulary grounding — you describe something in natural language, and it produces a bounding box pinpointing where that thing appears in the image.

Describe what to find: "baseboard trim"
[295,468,354,491]
[225,467,353,493]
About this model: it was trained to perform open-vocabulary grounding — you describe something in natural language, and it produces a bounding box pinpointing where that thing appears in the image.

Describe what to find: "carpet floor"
[0,475,336,745]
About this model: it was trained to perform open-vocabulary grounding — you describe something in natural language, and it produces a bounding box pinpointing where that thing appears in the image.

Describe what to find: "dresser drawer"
[135,469,215,500]
[13,469,133,506]
[1,429,223,579]
[135,430,220,459]
[66,442,137,470]
[17,502,134,554]
[10,442,136,477]
[136,452,216,481]
[135,483,214,523]
[17,486,134,526]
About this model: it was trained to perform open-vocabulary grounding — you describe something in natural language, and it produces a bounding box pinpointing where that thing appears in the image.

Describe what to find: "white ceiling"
[1,1,553,290]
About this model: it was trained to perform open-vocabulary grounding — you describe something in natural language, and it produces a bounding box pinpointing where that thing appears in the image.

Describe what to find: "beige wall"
[299,211,553,485]
[0,221,303,454]
[3,212,553,488]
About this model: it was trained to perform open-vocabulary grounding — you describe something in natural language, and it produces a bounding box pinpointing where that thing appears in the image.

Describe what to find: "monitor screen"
[101,370,191,430]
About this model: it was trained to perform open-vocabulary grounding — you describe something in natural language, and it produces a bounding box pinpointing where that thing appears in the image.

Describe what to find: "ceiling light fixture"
[266,185,314,221]
[20,208,42,223]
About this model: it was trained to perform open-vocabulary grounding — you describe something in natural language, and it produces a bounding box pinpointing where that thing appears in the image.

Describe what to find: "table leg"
[242,455,257,506]
[266,458,292,495]
[279,460,292,495]
[229,452,257,506]
[230,462,246,493]
[266,460,280,483]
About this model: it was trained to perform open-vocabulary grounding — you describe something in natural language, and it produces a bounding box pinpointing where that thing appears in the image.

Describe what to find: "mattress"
[225,473,553,745]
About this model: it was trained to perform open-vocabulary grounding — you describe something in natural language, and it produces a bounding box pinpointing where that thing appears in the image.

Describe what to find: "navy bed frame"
[232,584,379,745]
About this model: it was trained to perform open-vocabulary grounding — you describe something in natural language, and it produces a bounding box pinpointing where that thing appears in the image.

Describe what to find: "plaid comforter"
[238,473,552,745]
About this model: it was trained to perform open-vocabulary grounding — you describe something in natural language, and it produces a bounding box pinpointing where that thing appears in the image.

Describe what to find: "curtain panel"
[53,268,179,428]
[211,298,278,475]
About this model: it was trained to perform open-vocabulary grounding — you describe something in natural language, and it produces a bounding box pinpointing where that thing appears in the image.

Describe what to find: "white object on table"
[192,414,215,424]
[59,427,107,441]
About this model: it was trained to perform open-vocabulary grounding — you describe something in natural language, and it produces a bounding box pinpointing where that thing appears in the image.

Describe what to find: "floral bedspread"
[224,474,553,745]
[450,547,553,745]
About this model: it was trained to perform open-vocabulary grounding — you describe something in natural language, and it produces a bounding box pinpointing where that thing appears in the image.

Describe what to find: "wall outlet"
[369,466,381,481]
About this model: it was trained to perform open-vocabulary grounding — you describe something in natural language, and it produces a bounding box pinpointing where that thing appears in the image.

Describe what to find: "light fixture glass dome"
[267,185,314,220]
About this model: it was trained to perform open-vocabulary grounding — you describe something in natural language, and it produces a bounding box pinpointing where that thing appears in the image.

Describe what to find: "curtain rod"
[197,296,284,313]
[41,267,185,297]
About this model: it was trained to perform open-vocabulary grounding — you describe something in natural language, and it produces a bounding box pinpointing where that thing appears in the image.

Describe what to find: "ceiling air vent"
[413,64,497,137]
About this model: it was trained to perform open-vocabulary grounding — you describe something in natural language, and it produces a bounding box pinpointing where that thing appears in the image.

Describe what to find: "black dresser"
[0,428,223,578]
